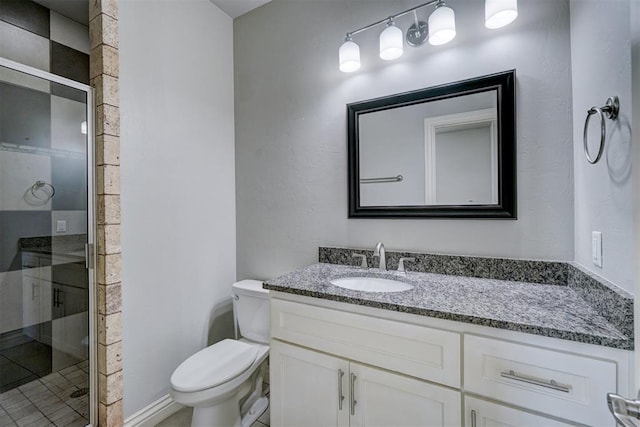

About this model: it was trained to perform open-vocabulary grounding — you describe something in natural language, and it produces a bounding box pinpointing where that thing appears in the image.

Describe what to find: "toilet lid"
[170,339,258,393]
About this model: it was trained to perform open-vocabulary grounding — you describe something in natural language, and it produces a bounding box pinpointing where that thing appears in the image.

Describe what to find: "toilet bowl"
[170,280,269,427]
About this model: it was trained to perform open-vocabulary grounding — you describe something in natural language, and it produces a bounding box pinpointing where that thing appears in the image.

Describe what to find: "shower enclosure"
[0,58,95,426]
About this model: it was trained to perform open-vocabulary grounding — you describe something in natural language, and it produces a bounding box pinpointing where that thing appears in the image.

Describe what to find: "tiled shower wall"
[0,0,91,260]
[0,0,90,391]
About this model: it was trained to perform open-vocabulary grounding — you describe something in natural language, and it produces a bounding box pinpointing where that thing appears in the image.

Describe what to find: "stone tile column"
[89,0,123,425]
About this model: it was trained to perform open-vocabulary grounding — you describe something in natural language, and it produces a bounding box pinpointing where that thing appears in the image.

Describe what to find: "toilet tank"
[232,280,270,344]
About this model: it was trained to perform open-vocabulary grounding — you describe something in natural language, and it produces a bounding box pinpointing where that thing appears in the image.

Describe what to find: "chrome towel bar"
[360,174,403,184]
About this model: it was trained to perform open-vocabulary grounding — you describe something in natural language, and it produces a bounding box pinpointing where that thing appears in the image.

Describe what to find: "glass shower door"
[0,61,93,426]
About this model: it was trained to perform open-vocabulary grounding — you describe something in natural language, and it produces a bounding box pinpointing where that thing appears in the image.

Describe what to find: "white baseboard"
[124,394,184,427]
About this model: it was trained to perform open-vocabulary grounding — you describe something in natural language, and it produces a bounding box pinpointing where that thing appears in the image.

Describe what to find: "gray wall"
[235,0,575,280]
[570,0,634,293]
[119,0,236,417]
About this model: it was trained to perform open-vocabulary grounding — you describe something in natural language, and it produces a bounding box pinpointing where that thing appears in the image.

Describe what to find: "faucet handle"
[397,257,415,272]
[352,253,368,268]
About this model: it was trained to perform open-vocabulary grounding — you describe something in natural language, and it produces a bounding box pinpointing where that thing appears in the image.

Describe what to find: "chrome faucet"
[373,242,386,270]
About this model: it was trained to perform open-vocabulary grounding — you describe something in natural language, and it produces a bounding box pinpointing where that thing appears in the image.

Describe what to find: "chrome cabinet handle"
[338,369,345,410]
[350,373,357,415]
[470,409,477,427]
[500,369,571,393]
[352,253,368,268]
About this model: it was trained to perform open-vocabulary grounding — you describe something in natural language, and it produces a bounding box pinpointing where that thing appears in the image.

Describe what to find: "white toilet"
[170,280,270,427]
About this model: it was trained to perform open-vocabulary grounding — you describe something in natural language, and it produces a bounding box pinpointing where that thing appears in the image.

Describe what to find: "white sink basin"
[330,277,413,293]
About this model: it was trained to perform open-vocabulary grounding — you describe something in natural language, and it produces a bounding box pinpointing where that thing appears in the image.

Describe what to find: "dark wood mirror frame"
[347,70,516,219]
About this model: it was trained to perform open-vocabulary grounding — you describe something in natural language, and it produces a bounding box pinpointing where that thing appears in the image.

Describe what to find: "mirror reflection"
[359,91,498,207]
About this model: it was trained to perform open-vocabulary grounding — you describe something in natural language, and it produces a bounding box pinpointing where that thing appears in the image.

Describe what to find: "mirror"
[348,70,516,218]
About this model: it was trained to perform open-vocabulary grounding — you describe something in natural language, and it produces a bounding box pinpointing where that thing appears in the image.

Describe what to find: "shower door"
[0,58,95,426]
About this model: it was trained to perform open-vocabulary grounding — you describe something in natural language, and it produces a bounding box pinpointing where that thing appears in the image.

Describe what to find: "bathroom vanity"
[264,261,633,427]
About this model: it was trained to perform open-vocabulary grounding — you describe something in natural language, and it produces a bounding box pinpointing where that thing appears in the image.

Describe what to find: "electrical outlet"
[592,231,602,268]
[56,220,67,233]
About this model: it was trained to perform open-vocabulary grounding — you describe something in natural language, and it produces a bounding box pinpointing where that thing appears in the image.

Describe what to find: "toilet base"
[191,397,241,427]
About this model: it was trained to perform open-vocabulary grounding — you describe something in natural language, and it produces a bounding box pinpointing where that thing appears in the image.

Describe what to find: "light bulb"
[485,0,518,29]
[339,37,361,72]
[379,22,403,60]
[428,3,456,46]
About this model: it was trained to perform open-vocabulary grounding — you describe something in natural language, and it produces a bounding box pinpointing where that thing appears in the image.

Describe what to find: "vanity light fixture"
[485,0,518,29]
[339,35,361,72]
[339,0,517,72]
[379,19,404,60]
[428,1,456,46]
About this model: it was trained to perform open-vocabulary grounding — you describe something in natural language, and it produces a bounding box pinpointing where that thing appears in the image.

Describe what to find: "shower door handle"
[85,243,94,269]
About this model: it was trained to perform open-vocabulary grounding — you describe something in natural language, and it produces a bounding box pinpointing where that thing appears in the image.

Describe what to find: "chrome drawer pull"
[500,369,571,393]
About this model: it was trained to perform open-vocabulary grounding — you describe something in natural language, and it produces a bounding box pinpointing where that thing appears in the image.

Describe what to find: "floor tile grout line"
[0,360,90,427]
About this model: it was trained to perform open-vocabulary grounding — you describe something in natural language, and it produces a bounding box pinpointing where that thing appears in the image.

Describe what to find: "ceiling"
[210,0,271,18]
[33,0,89,25]
[32,0,270,24]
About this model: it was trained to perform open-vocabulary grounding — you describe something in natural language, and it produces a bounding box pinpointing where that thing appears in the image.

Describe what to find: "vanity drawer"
[271,299,461,387]
[464,334,617,426]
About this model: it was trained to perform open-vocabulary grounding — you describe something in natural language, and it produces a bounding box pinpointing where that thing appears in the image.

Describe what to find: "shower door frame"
[0,56,98,427]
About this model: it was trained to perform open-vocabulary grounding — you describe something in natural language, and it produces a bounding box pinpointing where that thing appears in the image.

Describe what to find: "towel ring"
[583,96,619,164]
[30,180,55,201]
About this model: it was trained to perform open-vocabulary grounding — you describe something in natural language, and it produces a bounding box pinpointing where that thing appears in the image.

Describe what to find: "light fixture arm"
[346,0,439,38]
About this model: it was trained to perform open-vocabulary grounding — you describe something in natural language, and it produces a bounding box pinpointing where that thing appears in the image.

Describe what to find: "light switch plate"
[56,220,67,233]
[592,231,602,268]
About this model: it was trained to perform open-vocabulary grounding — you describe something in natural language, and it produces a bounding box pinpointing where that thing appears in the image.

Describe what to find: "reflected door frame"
[424,108,498,205]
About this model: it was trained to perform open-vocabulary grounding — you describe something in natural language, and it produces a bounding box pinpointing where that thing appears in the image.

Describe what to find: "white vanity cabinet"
[269,294,630,427]
[464,397,575,427]
[270,298,462,427]
[464,335,617,426]
[349,362,461,427]
[270,340,461,427]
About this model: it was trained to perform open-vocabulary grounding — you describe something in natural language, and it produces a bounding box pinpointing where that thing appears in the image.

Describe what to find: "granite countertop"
[19,235,86,260]
[264,263,631,350]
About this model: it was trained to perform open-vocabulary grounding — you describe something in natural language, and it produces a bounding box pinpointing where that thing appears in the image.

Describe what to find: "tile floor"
[0,361,89,427]
[0,331,52,393]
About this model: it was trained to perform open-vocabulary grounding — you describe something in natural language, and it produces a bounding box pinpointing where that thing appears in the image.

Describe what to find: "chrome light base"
[406,21,429,46]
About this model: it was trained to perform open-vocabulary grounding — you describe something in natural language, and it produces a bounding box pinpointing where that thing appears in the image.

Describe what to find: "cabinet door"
[465,396,576,427]
[350,362,461,427]
[21,254,52,336]
[270,340,350,427]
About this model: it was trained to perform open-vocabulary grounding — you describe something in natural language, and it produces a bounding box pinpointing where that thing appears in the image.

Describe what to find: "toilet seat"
[170,339,258,393]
